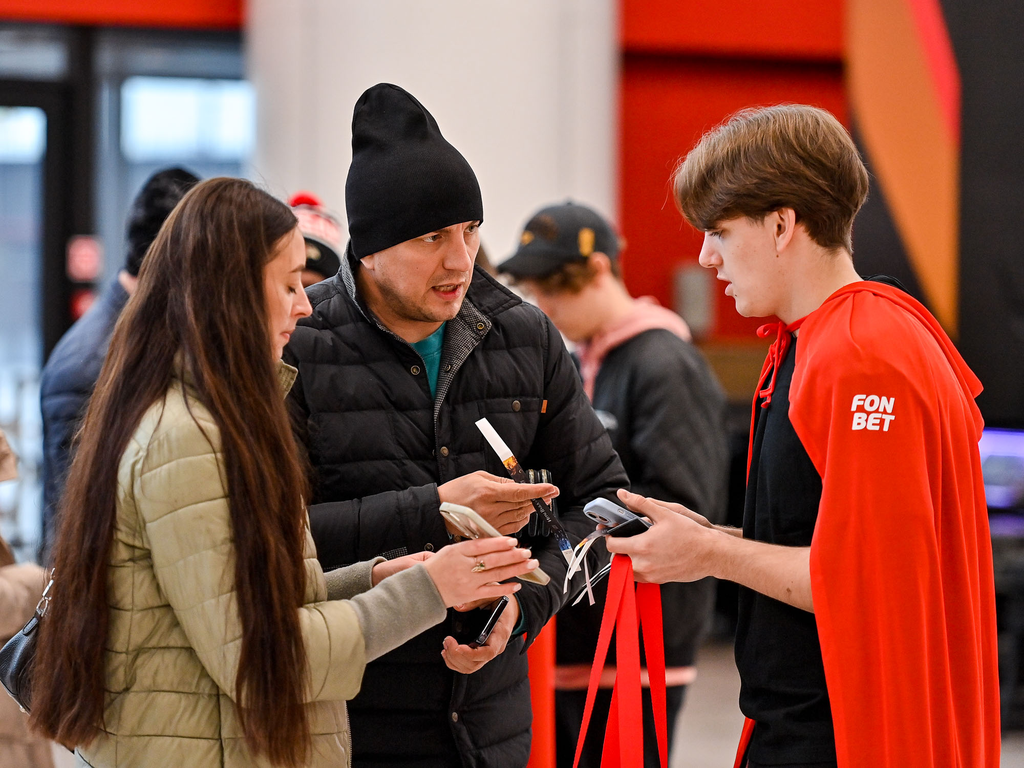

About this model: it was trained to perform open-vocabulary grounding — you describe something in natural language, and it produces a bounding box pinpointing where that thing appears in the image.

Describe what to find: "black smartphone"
[456,596,510,649]
[606,517,651,538]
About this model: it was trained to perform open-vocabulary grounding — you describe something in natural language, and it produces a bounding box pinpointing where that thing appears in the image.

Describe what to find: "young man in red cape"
[607,104,1000,768]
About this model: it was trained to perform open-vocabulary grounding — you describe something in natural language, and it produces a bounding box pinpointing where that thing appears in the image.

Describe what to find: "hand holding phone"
[440,502,551,586]
[442,594,518,674]
[563,498,653,602]
[456,596,510,648]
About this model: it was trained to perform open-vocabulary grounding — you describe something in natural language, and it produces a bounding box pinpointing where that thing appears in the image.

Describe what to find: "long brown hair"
[30,178,313,765]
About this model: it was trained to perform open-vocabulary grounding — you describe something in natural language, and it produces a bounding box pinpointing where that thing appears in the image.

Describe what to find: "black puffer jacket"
[39,280,129,563]
[284,259,626,768]
[556,329,729,670]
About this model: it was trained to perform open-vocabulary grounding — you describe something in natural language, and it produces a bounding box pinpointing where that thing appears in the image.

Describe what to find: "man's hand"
[371,551,433,586]
[616,488,742,538]
[608,489,814,612]
[605,491,719,584]
[441,596,520,674]
[618,488,712,528]
[438,470,558,534]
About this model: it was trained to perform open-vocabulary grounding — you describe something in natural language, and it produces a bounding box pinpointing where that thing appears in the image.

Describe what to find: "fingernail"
[527,559,539,569]
[513,583,521,591]
[505,537,517,546]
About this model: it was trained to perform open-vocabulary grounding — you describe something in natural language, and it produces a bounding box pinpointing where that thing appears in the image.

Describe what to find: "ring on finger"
[471,560,487,573]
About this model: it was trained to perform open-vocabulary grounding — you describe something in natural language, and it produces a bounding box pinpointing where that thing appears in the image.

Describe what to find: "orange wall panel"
[619,56,847,340]
[622,0,843,61]
[0,0,241,28]
[847,0,960,331]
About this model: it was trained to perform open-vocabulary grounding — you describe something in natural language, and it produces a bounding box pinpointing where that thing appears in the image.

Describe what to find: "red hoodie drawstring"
[756,317,807,408]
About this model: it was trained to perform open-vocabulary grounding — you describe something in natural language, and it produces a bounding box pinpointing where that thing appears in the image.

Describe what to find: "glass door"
[0,26,77,561]
[0,105,47,557]
[0,25,247,561]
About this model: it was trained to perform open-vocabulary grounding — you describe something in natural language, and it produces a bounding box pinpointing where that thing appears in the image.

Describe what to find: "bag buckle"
[34,569,54,617]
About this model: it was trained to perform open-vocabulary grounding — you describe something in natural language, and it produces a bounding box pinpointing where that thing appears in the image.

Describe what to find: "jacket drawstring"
[756,316,807,408]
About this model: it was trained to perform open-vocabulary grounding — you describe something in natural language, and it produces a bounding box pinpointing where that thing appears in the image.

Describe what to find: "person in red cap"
[288,192,344,286]
[608,104,1000,768]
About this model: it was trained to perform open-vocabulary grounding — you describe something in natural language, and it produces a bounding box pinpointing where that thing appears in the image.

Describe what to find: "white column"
[247,0,618,262]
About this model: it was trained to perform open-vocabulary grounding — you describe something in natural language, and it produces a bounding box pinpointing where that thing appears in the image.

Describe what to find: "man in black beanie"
[39,167,198,562]
[285,84,626,767]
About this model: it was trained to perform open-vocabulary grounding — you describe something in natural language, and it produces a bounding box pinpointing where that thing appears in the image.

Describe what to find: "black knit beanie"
[124,167,200,276]
[345,84,483,259]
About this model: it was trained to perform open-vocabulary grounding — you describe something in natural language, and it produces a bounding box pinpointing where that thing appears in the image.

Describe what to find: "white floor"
[672,641,1024,768]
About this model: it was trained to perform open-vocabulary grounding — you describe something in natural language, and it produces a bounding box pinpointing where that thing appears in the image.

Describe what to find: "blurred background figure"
[474,241,498,276]
[0,426,54,768]
[289,191,344,287]
[38,167,198,564]
[500,201,729,767]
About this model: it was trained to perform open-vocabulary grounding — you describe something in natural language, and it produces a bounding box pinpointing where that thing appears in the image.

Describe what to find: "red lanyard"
[573,555,668,768]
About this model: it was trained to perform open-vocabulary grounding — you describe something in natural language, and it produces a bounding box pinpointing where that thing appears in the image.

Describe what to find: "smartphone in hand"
[584,497,651,537]
[454,596,510,649]
[439,502,551,586]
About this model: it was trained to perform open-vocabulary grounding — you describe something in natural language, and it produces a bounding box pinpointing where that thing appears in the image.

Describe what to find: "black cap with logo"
[499,201,619,279]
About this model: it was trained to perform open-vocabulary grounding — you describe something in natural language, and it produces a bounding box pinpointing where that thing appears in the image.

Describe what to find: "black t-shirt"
[734,337,837,765]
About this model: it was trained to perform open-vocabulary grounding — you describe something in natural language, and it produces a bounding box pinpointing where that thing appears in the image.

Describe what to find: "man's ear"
[360,253,377,272]
[773,208,797,254]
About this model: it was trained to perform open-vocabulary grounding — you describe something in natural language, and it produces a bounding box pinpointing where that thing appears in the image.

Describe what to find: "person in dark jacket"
[38,167,198,562]
[284,84,627,768]
[500,201,729,767]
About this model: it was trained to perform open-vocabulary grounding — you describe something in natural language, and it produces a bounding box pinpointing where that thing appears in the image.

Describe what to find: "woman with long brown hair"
[27,177,536,767]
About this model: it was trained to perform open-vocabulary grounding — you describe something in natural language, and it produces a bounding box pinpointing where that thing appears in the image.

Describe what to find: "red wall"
[622,0,843,59]
[0,0,241,28]
[619,0,846,341]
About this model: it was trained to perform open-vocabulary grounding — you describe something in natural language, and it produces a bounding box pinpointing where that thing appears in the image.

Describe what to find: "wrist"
[509,595,526,639]
[436,485,460,536]
[702,527,733,581]
[509,594,521,624]
[436,480,451,505]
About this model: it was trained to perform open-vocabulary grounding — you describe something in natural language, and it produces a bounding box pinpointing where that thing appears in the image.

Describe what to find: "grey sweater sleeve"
[324,558,385,601]
[344,563,447,662]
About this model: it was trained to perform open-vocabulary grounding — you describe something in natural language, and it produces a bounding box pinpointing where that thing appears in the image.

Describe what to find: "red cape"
[738,282,1000,768]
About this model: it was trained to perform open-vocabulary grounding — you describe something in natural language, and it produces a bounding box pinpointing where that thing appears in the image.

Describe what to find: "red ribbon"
[733,717,756,768]
[573,555,668,768]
